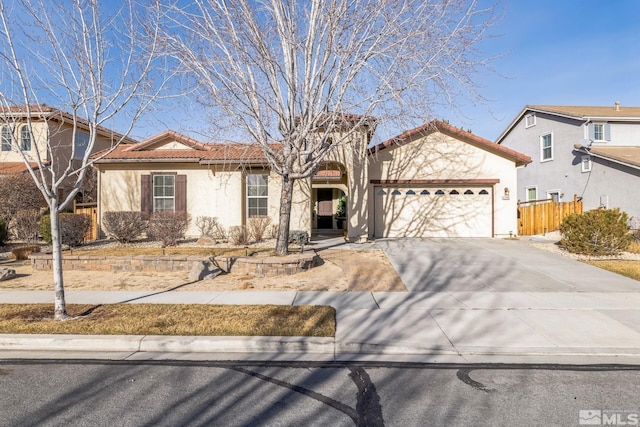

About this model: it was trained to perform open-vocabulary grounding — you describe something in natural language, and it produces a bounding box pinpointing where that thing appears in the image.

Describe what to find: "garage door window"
[406,190,416,195]
[435,190,444,195]
[464,190,474,194]
[391,189,401,195]
[420,190,430,195]
[479,189,489,195]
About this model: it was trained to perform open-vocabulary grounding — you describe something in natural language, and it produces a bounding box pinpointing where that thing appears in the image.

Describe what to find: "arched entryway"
[311,162,348,237]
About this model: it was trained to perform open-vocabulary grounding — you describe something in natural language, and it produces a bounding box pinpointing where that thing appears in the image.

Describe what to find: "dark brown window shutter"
[141,174,151,216]
[175,174,187,213]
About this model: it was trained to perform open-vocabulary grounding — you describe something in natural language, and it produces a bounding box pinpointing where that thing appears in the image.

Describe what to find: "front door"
[317,189,333,229]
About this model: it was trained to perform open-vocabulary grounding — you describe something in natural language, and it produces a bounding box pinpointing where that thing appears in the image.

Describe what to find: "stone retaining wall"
[29,252,318,277]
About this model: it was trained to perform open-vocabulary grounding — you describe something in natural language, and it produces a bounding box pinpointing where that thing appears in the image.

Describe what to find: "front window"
[1,126,11,151]
[540,133,553,161]
[153,174,175,212]
[247,174,268,217]
[20,125,32,151]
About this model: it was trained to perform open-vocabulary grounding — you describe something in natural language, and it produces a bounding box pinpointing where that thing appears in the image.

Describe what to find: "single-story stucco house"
[93,120,531,241]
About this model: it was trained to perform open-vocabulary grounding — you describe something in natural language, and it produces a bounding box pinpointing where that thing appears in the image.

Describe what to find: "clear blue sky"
[132,0,640,143]
[442,0,640,141]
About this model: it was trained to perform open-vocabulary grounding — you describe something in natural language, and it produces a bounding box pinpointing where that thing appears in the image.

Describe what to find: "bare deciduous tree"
[0,0,168,319]
[164,0,499,254]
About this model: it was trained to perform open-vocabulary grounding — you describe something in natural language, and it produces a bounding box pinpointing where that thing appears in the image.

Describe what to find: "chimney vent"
[615,101,621,111]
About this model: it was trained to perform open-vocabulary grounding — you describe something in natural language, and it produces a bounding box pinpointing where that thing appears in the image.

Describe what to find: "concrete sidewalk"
[3,238,640,364]
[3,288,640,364]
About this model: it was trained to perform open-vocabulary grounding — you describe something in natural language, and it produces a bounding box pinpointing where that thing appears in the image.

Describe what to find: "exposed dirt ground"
[0,248,406,292]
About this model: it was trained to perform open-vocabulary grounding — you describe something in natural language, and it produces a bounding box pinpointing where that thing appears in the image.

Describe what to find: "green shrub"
[0,218,6,245]
[289,230,309,246]
[40,213,91,246]
[559,208,631,256]
[40,215,51,244]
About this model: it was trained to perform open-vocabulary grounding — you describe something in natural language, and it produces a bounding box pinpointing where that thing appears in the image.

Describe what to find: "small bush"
[247,216,272,242]
[289,230,309,246]
[559,208,631,256]
[0,218,7,245]
[11,244,40,260]
[228,225,250,246]
[11,209,41,243]
[40,213,91,246]
[148,212,190,247]
[61,214,92,247]
[265,224,278,240]
[195,216,226,239]
[103,211,147,243]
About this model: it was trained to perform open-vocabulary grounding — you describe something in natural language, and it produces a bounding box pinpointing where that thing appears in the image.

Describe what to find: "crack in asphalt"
[456,368,495,393]
[231,366,359,424]
[348,367,385,427]
[232,366,386,426]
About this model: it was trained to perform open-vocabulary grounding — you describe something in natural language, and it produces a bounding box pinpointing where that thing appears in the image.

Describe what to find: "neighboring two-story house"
[0,105,135,203]
[497,104,640,223]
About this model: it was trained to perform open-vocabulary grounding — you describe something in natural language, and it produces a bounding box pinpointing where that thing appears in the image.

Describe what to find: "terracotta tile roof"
[0,162,40,174]
[94,130,277,163]
[527,105,640,119]
[371,120,531,166]
[588,146,640,169]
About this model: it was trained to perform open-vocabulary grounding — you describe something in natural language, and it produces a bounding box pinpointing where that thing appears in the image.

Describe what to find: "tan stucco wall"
[368,131,519,237]
[0,121,48,163]
[97,163,313,239]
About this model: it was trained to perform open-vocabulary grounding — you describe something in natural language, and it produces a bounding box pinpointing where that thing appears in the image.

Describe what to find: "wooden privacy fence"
[517,195,583,236]
[73,201,98,241]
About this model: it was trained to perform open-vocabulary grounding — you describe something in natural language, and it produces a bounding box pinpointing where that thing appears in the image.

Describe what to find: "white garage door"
[374,186,493,238]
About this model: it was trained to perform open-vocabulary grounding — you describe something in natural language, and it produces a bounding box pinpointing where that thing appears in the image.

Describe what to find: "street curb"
[0,334,335,354]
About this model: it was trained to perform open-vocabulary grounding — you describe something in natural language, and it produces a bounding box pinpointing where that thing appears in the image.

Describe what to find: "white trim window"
[1,126,11,151]
[589,122,611,142]
[581,155,592,173]
[526,186,538,202]
[247,174,268,217]
[153,174,175,212]
[525,113,536,128]
[540,133,553,161]
[546,190,561,202]
[20,125,32,151]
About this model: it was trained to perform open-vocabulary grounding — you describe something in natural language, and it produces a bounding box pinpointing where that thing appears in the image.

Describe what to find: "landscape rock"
[0,268,17,281]
[189,261,222,281]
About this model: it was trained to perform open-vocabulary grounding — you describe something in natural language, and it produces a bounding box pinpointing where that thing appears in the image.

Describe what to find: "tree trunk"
[275,176,294,256]
[50,207,69,320]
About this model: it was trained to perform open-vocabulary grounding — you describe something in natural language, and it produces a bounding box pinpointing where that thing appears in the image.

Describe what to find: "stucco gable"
[371,120,531,166]
[126,130,210,152]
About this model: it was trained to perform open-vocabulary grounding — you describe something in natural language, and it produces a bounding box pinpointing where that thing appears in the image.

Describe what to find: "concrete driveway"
[375,238,640,293]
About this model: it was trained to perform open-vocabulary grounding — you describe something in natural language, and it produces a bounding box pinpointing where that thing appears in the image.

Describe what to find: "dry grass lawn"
[0,304,335,337]
[585,260,640,281]
[0,248,405,292]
